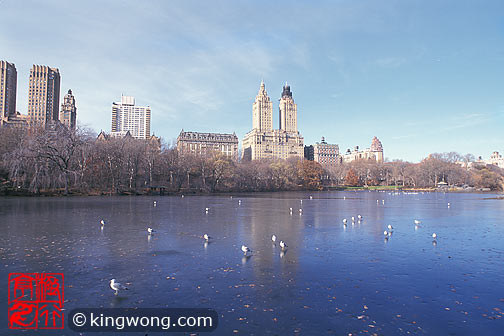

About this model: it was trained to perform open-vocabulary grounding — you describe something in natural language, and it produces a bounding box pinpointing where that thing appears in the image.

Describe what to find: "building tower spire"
[279,82,296,132]
[59,88,77,130]
[252,80,273,131]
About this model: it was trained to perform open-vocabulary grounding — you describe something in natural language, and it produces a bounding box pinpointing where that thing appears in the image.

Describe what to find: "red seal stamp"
[8,273,64,329]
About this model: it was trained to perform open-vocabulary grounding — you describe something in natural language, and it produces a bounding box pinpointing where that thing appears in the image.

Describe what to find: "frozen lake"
[1,191,504,335]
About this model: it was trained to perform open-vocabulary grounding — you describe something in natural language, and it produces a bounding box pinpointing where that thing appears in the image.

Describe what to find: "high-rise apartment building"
[111,95,151,139]
[242,81,304,161]
[60,89,77,130]
[27,65,61,126]
[0,60,17,124]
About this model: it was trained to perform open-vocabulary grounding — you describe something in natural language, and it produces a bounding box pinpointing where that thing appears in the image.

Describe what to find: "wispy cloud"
[440,113,490,132]
[373,57,407,68]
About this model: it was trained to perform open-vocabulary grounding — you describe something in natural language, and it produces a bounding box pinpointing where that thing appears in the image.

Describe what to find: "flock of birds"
[340,210,440,242]
[102,196,446,295]
[381,220,437,241]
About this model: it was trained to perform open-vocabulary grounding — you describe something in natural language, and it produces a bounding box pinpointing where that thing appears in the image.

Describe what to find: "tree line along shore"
[0,126,503,196]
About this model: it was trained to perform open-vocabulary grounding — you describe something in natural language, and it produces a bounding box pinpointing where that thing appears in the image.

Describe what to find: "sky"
[1,0,503,162]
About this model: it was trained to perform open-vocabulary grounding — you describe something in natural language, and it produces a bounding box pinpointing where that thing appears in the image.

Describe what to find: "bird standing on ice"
[109,279,128,295]
[342,219,347,225]
[414,220,421,225]
[279,240,288,250]
[271,234,277,243]
[147,227,155,235]
[432,233,437,240]
[203,233,211,241]
[241,245,252,255]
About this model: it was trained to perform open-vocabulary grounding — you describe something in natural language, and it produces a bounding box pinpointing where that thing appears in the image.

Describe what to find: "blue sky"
[1,0,503,162]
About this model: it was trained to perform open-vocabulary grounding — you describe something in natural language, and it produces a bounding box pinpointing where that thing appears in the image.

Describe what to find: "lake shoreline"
[0,186,502,197]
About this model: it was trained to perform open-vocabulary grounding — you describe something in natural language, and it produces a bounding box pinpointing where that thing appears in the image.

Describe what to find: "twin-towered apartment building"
[240,81,304,161]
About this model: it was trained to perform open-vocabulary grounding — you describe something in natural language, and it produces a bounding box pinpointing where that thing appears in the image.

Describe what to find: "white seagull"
[271,234,277,243]
[100,219,105,227]
[205,207,209,213]
[153,201,157,207]
[241,245,252,255]
[299,209,303,214]
[351,216,355,222]
[342,219,347,224]
[357,215,362,220]
[387,224,393,231]
[109,279,128,295]
[279,240,287,250]
[383,230,389,236]
[414,220,421,225]
[203,233,210,241]
[432,233,437,239]
[147,227,155,234]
